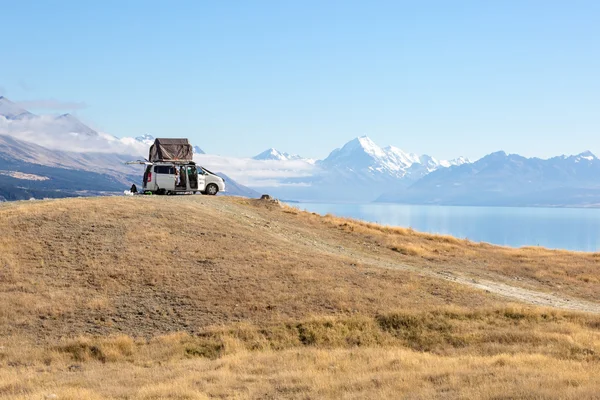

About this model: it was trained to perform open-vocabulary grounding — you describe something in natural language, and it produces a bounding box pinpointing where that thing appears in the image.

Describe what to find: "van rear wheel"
[205,183,218,196]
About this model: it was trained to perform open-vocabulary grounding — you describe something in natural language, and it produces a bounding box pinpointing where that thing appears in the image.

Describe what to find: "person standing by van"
[175,168,180,186]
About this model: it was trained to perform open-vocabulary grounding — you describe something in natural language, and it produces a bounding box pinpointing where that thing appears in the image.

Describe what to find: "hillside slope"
[0,196,503,340]
[1,196,600,399]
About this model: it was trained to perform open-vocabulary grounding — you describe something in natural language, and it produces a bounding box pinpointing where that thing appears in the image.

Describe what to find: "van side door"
[186,166,199,190]
[155,165,175,190]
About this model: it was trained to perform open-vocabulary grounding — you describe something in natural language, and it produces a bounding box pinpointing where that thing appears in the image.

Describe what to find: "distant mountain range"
[2,95,599,206]
[246,136,470,202]
[377,150,600,207]
[251,137,467,177]
[228,136,600,206]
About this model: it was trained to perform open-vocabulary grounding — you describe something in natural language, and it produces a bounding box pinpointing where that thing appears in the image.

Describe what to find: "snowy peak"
[576,150,597,161]
[254,148,282,160]
[322,136,413,178]
[323,136,384,164]
[343,136,388,158]
[253,148,302,161]
[0,96,35,120]
[322,136,470,181]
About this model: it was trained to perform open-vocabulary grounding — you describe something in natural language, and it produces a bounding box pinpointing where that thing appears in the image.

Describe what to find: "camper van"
[142,161,225,195]
[127,138,225,195]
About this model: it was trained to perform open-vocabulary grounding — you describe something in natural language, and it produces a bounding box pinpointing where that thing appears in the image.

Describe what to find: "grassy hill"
[1,196,600,399]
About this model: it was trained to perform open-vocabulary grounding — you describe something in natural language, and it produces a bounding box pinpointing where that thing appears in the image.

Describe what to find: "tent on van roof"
[148,138,193,162]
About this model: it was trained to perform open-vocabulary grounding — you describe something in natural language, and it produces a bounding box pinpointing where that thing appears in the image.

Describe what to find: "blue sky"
[1,0,599,160]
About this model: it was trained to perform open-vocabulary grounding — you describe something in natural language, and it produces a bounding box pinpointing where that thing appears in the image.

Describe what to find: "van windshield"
[201,167,217,175]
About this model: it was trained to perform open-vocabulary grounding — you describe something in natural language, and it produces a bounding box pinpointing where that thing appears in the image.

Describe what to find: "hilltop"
[1,196,600,399]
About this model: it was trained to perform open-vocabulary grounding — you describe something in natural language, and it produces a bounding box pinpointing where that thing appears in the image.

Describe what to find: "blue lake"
[287,203,600,252]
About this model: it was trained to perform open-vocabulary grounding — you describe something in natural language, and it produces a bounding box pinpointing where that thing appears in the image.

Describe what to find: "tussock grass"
[2,307,600,399]
[3,307,599,366]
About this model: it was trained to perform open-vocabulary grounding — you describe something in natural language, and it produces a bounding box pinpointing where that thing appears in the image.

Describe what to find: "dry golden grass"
[310,212,600,302]
[1,196,600,398]
[3,348,600,400]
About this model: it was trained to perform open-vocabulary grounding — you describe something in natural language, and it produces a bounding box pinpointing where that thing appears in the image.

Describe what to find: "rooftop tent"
[148,138,193,162]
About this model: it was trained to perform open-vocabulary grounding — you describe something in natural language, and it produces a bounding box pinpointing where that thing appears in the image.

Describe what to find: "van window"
[154,166,174,174]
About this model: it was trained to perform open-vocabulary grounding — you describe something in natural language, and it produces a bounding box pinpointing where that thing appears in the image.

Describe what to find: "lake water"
[287,202,600,252]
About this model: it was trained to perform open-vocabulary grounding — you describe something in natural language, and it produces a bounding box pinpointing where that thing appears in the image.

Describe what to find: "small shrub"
[184,339,224,360]
[390,244,423,256]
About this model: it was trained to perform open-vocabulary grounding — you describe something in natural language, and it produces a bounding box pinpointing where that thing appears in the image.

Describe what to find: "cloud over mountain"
[195,154,316,187]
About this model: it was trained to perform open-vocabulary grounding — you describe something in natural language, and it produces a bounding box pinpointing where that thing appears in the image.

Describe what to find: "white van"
[140,161,225,195]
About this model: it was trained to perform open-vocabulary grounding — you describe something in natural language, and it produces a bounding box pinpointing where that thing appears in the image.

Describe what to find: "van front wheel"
[205,184,219,196]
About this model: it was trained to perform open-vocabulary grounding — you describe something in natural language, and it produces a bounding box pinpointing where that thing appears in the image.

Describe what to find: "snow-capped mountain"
[0,96,35,120]
[253,148,303,161]
[321,136,399,176]
[248,136,472,202]
[319,136,469,182]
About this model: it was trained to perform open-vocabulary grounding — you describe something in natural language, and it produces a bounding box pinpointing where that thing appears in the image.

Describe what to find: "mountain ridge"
[377,150,600,206]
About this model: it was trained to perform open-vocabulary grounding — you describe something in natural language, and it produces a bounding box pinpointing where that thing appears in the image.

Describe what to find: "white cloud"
[195,154,317,187]
[0,115,144,155]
